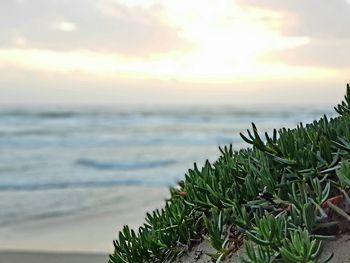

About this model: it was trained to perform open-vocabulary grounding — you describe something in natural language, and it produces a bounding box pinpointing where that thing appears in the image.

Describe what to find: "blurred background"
[0,0,348,260]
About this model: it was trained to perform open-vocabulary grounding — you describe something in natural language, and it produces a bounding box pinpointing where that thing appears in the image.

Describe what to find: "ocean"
[0,105,335,245]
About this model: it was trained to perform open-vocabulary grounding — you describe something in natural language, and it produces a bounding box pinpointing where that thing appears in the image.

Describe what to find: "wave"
[75,158,177,170]
[0,110,79,119]
[0,179,171,192]
[0,107,333,120]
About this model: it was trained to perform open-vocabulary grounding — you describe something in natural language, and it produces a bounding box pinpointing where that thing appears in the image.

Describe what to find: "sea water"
[0,106,335,229]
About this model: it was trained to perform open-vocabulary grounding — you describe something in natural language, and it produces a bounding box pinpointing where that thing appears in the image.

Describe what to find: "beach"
[0,251,107,263]
[3,233,348,263]
[1,0,348,261]
[0,186,169,252]
[176,233,350,263]
[0,107,335,262]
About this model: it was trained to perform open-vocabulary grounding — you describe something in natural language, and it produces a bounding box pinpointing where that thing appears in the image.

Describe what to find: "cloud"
[237,0,350,68]
[0,66,345,106]
[237,0,350,38]
[52,21,77,32]
[270,38,350,68]
[0,0,190,56]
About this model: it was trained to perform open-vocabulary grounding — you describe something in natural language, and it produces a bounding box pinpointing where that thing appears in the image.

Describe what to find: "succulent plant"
[280,229,333,263]
[109,84,350,263]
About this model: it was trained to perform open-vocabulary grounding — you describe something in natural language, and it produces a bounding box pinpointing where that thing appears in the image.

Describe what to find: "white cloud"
[12,36,28,47]
[52,21,77,32]
[105,0,160,9]
[0,0,189,55]
[237,0,350,68]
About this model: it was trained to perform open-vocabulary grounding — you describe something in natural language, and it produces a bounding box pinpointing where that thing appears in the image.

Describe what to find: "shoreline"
[0,186,169,254]
[0,250,107,263]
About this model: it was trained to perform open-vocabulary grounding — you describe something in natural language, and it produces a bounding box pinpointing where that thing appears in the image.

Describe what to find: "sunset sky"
[0,0,349,106]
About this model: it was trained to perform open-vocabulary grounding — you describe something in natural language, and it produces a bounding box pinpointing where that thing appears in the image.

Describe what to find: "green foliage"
[334,83,350,116]
[203,210,226,252]
[242,242,274,263]
[310,178,330,206]
[336,160,350,187]
[289,202,316,232]
[109,84,350,263]
[245,214,288,250]
[203,210,233,260]
[280,229,333,263]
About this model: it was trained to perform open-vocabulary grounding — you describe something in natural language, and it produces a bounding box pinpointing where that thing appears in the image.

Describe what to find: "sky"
[0,0,349,106]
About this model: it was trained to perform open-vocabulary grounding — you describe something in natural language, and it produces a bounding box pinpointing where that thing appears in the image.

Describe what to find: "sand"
[177,233,350,263]
[2,184,349,263]
[1,232,349,263]
[176,239,246,263]
[0,186,169,262]
[321,233,350,263]
[0,186,169,254]
[0,251,107,263]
